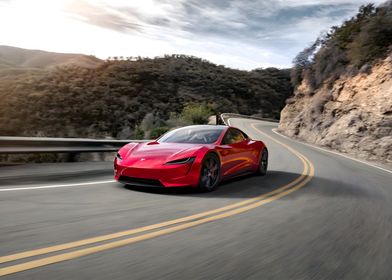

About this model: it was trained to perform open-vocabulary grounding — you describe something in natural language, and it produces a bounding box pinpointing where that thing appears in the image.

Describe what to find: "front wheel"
[198,153,220,192]
[257,148,268,176]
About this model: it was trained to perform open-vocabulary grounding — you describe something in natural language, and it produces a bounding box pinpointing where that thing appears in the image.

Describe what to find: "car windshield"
[158,126,224,144]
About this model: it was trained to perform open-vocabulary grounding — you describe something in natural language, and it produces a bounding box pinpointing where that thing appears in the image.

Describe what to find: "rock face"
[279,54,392,166]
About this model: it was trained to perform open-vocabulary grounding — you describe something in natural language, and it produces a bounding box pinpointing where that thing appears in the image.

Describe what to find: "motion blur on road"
[1,118,392,279]
[1,0,391,278]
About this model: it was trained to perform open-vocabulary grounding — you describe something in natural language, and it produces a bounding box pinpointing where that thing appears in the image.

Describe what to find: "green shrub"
[180,103,213,125]
[134,126,144,140]
[150,127,169,139]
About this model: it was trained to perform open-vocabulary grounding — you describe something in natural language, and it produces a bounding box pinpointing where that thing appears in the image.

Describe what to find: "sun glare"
[1,0,70,49]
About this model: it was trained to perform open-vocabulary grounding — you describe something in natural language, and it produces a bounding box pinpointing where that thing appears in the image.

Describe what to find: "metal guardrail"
[220,113,279,125]
[0,136,147,154]
[0,114,277,154]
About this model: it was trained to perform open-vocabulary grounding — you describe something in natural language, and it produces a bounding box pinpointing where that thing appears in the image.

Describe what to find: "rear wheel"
[199,153,220,192]
[257,148,268,176]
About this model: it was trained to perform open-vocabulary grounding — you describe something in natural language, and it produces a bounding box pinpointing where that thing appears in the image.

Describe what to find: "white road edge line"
[0,180,116,192]
[271,128,392,175]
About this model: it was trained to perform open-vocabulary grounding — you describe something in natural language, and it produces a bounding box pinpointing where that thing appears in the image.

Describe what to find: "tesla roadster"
[114,125,268,191]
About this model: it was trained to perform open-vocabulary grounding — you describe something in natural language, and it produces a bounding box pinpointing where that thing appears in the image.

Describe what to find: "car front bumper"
[114,159,202,187]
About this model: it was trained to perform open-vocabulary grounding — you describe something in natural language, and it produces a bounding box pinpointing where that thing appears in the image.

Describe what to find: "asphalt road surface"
[1,118,392,280]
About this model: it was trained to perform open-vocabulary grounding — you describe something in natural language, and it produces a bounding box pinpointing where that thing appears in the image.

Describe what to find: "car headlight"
[165,157,195,165]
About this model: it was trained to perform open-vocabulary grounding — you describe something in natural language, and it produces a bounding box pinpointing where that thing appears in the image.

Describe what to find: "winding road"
[1,118,392,279]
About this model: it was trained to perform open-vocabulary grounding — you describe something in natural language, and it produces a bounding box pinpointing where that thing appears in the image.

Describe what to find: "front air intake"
[118,176,164,187]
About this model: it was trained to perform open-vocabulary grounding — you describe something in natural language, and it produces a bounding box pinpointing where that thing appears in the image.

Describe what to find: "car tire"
[198,153,221,192]
[257,148,268,176]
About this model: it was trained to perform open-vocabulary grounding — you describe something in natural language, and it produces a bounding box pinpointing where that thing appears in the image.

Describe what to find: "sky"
[0,0,387,70]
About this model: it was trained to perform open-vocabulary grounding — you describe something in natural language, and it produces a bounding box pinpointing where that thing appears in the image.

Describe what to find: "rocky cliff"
[279,54,392,166]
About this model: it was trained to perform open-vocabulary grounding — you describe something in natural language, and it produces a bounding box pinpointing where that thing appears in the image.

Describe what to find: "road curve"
[1,118,392,279]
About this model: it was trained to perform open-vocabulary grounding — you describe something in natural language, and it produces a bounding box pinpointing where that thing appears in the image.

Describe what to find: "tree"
[134,126,144,140]
[180,104,214,125]
[150,127,169,139]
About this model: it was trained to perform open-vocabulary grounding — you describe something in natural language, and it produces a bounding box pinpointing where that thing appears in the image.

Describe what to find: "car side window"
[231,129,245,143]
[222,130,233,145]
[241,131,249,139]
[222,129,245,145]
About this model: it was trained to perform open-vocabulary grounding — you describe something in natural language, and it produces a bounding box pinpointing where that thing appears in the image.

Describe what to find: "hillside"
[279,2,392,166]
[0,45,102,72]
[0,54,292,139]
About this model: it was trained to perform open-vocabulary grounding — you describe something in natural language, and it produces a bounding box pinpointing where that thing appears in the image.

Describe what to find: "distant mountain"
[0,45,102,71]
[0,53,293,139]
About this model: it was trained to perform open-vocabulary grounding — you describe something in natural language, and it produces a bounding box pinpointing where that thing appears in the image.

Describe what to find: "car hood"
[123,142,205,167]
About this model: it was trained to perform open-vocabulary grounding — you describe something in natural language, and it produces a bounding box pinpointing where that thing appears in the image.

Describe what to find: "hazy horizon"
[0,0,387,70]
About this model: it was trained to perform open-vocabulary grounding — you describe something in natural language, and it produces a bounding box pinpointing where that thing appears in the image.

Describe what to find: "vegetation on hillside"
[291,2,392,90]
[0,55,292,139]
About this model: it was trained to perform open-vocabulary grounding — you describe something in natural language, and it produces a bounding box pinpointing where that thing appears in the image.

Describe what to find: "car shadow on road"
[123,170,302,199]
[123,170,374,200]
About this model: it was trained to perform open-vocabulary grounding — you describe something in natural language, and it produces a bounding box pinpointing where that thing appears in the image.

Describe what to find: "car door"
[234,129,260,168]
[218,128,251,178]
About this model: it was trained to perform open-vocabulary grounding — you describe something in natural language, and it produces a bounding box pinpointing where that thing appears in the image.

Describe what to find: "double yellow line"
[0,124,314,277]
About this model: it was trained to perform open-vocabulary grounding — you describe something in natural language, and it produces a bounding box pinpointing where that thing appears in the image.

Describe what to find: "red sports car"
[114,125,268,191]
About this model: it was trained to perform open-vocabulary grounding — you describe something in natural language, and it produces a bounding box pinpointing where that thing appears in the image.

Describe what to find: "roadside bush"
[180,103,213,125]
[150,127,169,139]
[134,126,144,140]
